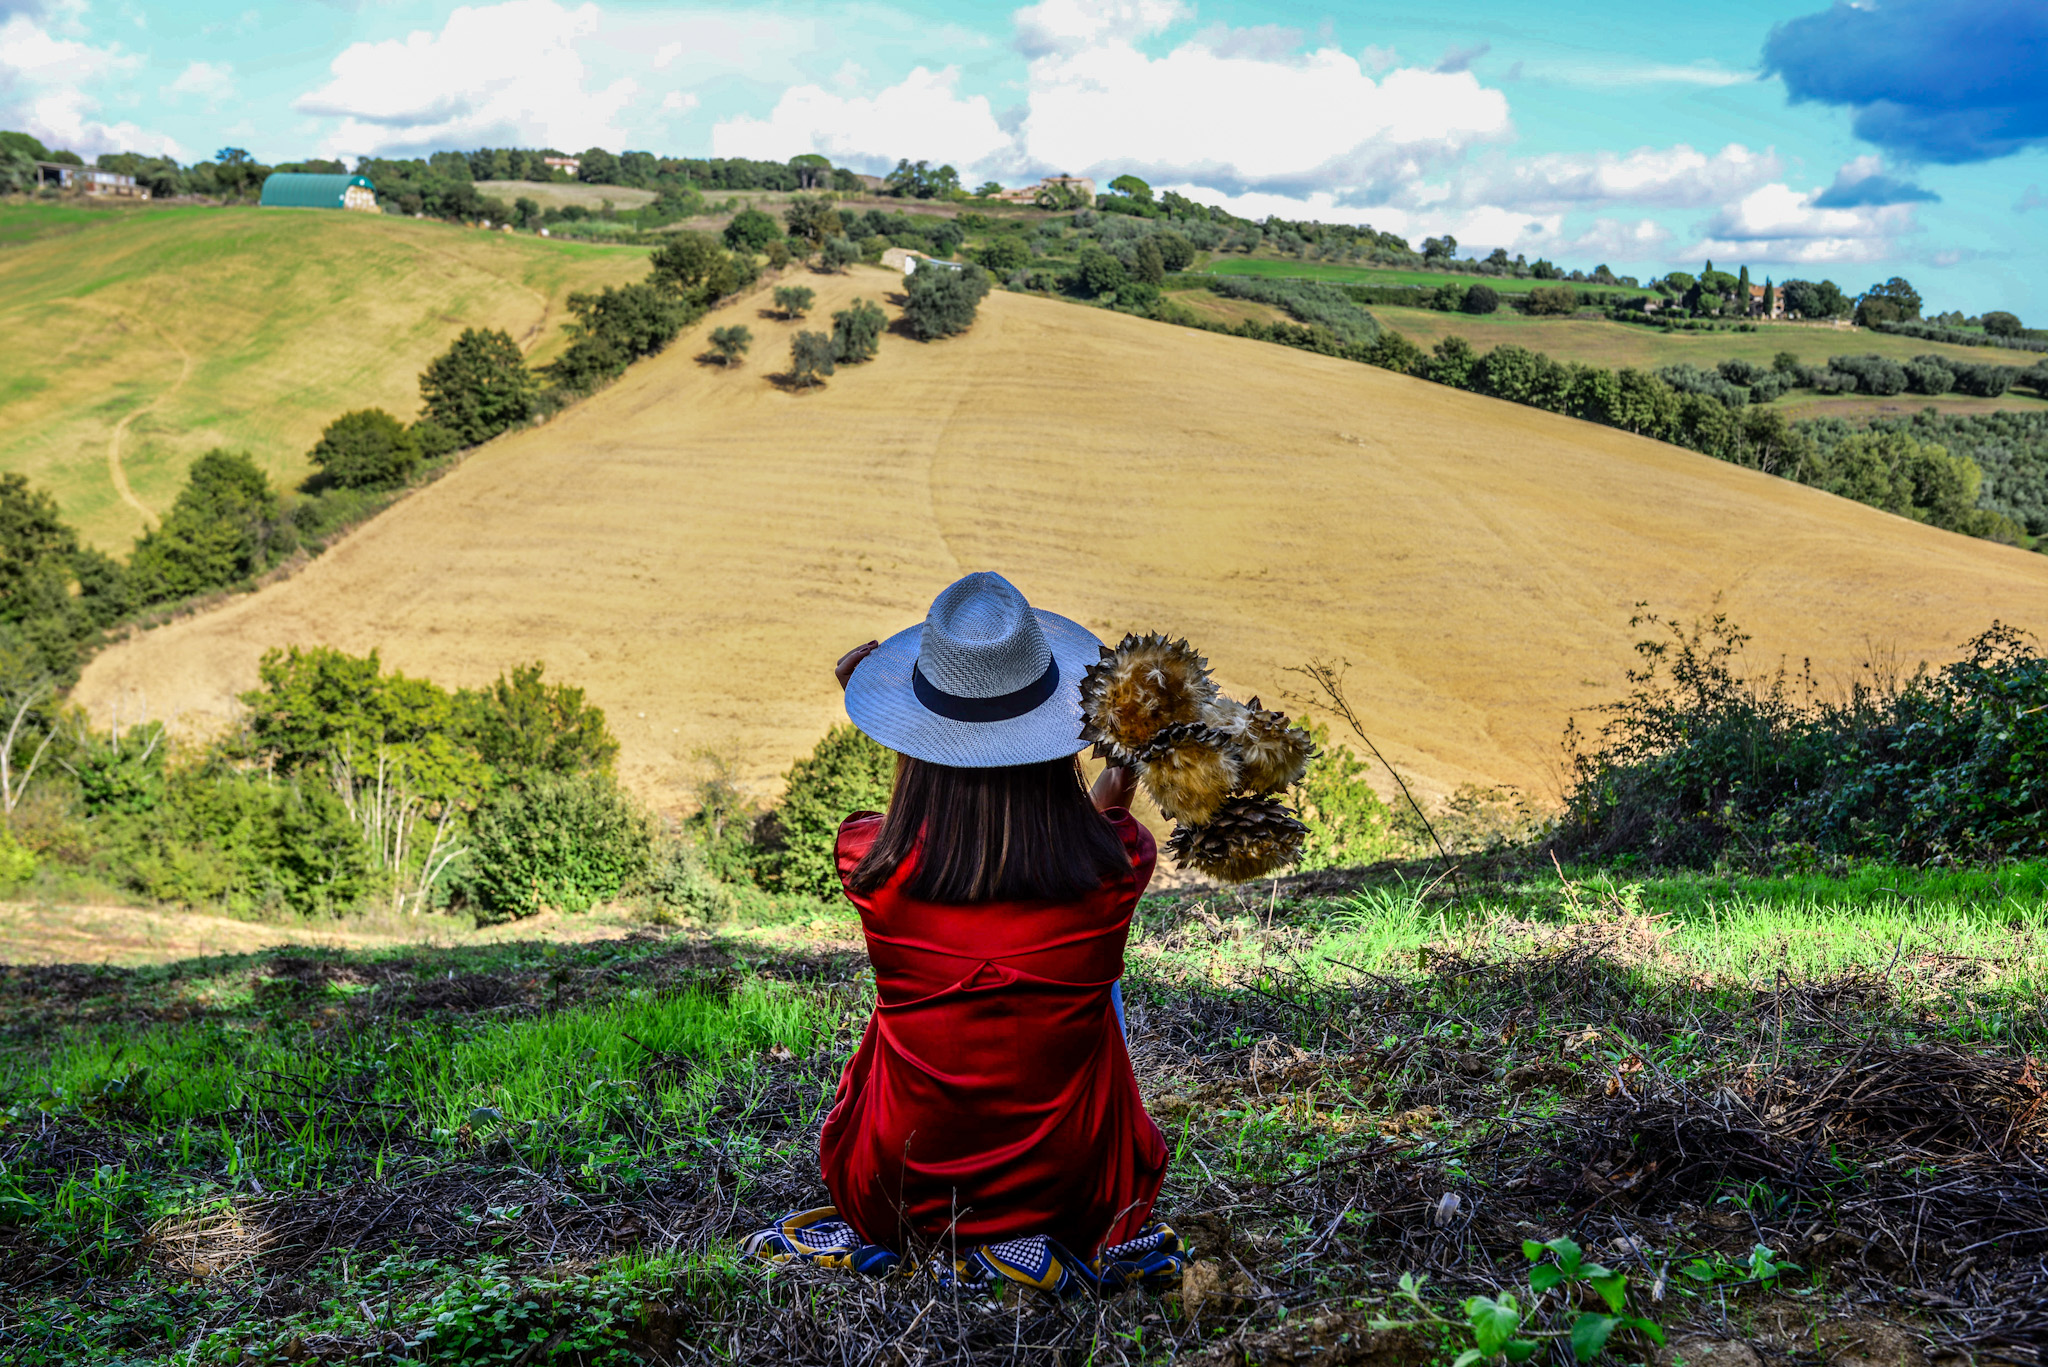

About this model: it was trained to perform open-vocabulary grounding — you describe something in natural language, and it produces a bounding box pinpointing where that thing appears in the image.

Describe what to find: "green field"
[3,860,2043,1363]
[0,202,651,548]
[1371,303,2042,375]
[1200,258,1636,295]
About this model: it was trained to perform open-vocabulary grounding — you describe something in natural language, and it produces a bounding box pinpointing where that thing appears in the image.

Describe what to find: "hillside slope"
[0,204,649,547]
[75,267,2048,810]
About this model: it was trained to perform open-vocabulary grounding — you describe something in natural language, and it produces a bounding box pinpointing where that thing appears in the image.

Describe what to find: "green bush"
[830,298,886,365]
[755,723,894,898]
[977,235,1031,275]
[1559,614,2048,866]
[128,450,293,606]
[308,409,421,490]
[722,206,781,253]
[821,235,861,272]
[115,767,372,917]
[902,262,992,340]
[419,328,538,446]
[466,772,652,921]
[1290,721,1406,869]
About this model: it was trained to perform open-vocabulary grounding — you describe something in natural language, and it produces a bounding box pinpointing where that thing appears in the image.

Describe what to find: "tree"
[1856,295,1903,328]
[456,661,619,784]
[972,181,1003,198]
[0,149,37,196]
[977,235,1031,274]
[419,328,537,445]
[309,409,421,490]
[1763,279,1776,318]
[821,235,861,272]
[789,330,836,387]
[902,263,991,341]
[1148,231,1193,273]
[773,285,816,319]
[1862,276,1923,320]
[1462,284,1500,315]
[1421,234,1458,262]
[1983,310,2023,338]
[649,232,753,305]
[129,451,287,604]
[883,159,961,200]
[1737,264,1751,311]
[575,148,621,184]
[1524,285,1574,316]
[783,194,843,247]
[1108,174,1153,203]
[1133,238,1166,286]
[788,153,832,190]
[1076,248,1127,297]
[0,476,78,625]
[831,299,886,365]
[708,325,752,367]
[723,206,781,253]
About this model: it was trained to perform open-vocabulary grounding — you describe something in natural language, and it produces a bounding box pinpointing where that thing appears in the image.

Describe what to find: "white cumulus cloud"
[0,12,180,155]
[711,65,1011,169]
[166,59,235,102]
[1456,143,1779,212]
[1019,40,1512,197]
[294,0,639,158]
[1013,0,1189,57]
[1691,183,1920,264]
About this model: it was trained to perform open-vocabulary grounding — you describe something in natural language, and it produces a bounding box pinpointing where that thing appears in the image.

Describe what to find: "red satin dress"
[819,809,1167,1256]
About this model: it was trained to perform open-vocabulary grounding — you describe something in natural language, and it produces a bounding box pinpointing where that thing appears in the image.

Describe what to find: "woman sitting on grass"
[745,572,1180,1292]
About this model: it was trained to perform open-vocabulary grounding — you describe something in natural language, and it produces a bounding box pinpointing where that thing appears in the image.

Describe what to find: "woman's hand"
[1090,758,1138,814]
[835,640,880,691]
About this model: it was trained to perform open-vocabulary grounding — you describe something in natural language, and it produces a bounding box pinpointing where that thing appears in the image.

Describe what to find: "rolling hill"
[0,203,651,548]
[73,266,2048,813]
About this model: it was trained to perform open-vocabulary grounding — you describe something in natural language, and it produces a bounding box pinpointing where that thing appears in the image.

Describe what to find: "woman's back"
[820,809,1168,1256]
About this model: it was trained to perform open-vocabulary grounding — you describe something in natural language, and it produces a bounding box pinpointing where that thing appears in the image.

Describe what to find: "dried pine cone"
[1136,721,1239,824]
[1165,795,1309,883]
[1213,695,1316,795]
[1077,633,1218,763]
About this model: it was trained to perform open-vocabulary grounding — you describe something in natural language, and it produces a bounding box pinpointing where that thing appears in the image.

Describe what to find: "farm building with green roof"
[259,173,378,212]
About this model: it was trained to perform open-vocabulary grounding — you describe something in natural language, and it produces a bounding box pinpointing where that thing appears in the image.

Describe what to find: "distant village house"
[1748,283,1785,320]
[35,162,148,198]
[881,246,963,276]
[544,156,581,176]
[259,173,379,212]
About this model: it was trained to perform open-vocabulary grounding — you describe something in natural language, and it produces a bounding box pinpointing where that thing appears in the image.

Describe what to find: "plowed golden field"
[75,267,2048,811]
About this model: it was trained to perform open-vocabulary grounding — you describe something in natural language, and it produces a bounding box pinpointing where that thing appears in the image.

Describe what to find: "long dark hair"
[847,754,1131,903]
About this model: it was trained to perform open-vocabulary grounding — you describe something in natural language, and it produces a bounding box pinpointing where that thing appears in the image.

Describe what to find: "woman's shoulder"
[1102,807,1158,876]
[835,811,886,877]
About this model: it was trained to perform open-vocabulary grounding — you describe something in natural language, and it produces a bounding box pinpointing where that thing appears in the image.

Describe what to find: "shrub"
[308,409,420,490]
[722,206,781,253]
[466,772,652,921]
[1462,284,1500,315]
[1904,356,1954,395]
[773,284,816,319]
[419,328,537,445]
[830,299,886,365]
[821,235,861,272]
[411,418,461,460]
[1152,230,1195,272]
[1558,614,2048,866]
[977,235,1031,275]
[901,262,992,341]
[1290,721,1404,869]
[1522,285,1575,316]
[754,723,894,898]
[708,325,752,367]
[128,451,292,606]
[789,331,836,387]
[1075,248,1128,298]
[1983,310,2023,338]
[1828,353,1907,396]
[118,766,372,917]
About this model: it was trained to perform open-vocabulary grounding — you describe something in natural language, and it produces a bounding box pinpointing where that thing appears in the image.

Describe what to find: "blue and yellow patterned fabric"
[742,1206,1188,1296]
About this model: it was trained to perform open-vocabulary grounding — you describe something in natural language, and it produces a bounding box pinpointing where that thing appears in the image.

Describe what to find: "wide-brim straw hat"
[845,572,1104,768]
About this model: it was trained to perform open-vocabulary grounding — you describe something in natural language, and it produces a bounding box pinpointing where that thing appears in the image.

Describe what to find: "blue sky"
[6,0,2046,317]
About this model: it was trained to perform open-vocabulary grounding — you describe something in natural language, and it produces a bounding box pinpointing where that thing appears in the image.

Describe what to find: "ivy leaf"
[1465,1294,1523,1357]
[1571,1313,1621,1362]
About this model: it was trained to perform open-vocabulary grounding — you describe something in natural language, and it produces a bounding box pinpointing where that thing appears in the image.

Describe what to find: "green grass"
[6,862,2046,1362]
[0,201,652,548]
[1369,303,2041,377]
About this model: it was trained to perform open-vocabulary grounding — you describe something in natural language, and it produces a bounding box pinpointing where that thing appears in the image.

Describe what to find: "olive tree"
[789,331,836,387]
[708,325,752,368]
[901,263,992,341]
[773,285,816,319]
